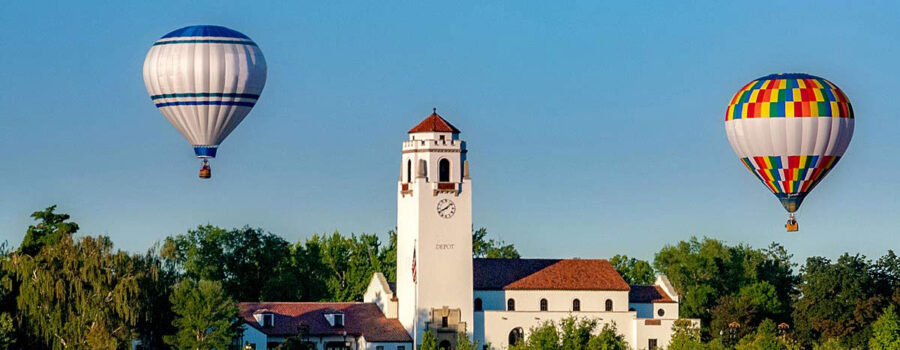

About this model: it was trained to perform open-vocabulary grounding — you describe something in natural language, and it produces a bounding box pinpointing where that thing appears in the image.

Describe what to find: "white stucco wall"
[477,310,640,350]
[397,130,474,343]
[475,289,630,313]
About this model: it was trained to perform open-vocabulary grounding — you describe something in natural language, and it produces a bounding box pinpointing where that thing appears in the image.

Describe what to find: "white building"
[239,111,698,350]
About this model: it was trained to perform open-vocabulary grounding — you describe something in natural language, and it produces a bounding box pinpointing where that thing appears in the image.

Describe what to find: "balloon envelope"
[143,25,267,158]
[724,73,854,213]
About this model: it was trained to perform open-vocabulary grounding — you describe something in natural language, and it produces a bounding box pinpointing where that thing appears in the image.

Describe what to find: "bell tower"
[396,110,474,347]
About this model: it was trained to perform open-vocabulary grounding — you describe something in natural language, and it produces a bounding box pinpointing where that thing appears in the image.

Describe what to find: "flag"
[412,246,417,284]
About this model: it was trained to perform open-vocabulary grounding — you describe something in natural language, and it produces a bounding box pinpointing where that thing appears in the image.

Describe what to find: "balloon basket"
[785,214,798,232]
[199,159,211,179]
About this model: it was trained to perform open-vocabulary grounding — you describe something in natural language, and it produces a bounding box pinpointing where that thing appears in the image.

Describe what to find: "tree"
[457,332,480,350]
[133,245,178,349]
[9,235,140,349]
[610,254,654,284]
[587,323,627,350]
[668,319,704,350]
[518,320,560,350]
[165,279,241,349]
[309,232,393,301]
[162,225,297,302]
[813,338,848,350]
[734,319,799,350]
[654,238,797,339]
[559,317,596,350]
[420,330,438,350]
[793,254,886,348]
[18,205,79,256]
[0,243,15,349]
[870,304,900,350]
[472,228,519,259]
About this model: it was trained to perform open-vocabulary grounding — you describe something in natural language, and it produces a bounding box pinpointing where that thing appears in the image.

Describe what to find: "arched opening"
[508,327,524,346]
[439,158,450,182]
[507,298,516,311]
[406,159,411,182]
[605,299,613,312]
[474,298,483,311]
[540,298,548,311]
[572,299,581,312]
[439,340,451,350]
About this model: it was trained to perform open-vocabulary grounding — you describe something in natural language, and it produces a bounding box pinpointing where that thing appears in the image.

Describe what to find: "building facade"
[238,112,698,350]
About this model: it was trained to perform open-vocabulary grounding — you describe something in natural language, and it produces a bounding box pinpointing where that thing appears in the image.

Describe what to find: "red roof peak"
[409,109,460,134]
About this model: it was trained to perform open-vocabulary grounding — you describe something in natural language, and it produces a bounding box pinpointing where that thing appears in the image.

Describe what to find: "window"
[572,299,581,312]
[333,314,344,327]
[648,339,658,350]
[439,158,450,182]
[441,316,448,328]
[262,314,274,328]
[540,298,548,311]
[509,328,524,346]
[657,308,665,317]
[474,298,483,311]
[439,340,451,350]
[406,159,411,182]
[377,347,384,350]
[398,347,406,350]
[507,298,516,311]
[605,299,613,312]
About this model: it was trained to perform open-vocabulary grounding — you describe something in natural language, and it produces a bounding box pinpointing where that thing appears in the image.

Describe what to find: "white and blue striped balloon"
[143,25,267,158]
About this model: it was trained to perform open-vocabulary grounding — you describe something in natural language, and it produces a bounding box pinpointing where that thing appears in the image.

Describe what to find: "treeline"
[1,205,899,349]
[0,207,517,349]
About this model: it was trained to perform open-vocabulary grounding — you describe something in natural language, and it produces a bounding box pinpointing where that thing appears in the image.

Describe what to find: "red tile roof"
[408,112,460,133]
[239,302,412,342]
[473,258,630,291]
[628,285,676,303]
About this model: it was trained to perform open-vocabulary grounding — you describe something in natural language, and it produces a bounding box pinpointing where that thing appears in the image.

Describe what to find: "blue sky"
[1,1,897,263]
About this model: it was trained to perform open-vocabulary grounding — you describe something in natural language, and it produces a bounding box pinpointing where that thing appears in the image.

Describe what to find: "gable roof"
[239,302,412,342]
[409,112,460,133]
[628,285,676,303]
[473,258,630,291]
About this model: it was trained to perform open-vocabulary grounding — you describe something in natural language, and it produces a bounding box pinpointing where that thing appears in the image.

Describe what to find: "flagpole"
[413,239,418,350]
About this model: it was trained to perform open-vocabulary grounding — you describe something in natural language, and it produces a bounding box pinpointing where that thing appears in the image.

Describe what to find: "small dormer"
[325,310,345,328]
[253,309,274,328]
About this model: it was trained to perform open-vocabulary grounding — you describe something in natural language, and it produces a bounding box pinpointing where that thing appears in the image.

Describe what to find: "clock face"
[436,198,456,219]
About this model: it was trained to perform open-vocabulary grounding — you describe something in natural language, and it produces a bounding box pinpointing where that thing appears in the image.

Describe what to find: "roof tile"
[239,302,412,342]
[473,258,630,291]
[628,285,676,303]
[409,112,460,133]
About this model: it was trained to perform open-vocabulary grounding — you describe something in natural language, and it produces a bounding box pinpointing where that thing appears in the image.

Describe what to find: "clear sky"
[1,1,897,263]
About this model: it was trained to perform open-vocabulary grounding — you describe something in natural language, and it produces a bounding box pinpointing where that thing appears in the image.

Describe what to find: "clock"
[436,198,456,218]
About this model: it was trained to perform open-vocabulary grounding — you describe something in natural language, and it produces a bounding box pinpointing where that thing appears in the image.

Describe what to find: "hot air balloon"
[143,25,267,179]
[725,73,854,231]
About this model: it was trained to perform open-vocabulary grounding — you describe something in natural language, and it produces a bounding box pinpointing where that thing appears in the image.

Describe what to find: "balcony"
[433,182,458,196]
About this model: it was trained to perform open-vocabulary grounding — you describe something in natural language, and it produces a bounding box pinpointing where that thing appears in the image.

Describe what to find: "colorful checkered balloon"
[724,73,854,214]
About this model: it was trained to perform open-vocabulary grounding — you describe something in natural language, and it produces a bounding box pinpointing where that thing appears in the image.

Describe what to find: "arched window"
[508,328,524,346]
[406,159,411,182]
[605,299,613,312]
[540,299,548,311]
[474,298,483,311]
[572,299,581,312]
[439,158,450,182]
[507,298,516,311]
[439,340,451,350]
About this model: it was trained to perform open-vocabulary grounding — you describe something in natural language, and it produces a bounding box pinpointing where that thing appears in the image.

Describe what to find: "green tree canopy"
[473,227,520,259]
[420,330,438,350]
[18,205,79,256]
[165,279,241,349]
[870,304,900,350]
[9,235,139,349]
[610,254,655,284]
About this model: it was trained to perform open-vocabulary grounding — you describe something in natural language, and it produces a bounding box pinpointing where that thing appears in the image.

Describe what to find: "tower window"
[439,158,450,182]
[572,299,581,311]
[605,299,613,312]
[441,316,448,328]
[407,159,411,183]
[474,298,483,311]
[540,299,548,311]
[507,298,516,311]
